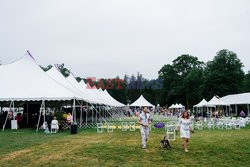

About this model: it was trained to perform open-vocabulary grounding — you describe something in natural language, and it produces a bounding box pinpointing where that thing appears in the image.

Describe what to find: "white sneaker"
[185,149,189,153]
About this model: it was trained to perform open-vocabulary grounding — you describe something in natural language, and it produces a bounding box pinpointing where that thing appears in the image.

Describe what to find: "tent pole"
[92,107,94,125]
[202,107,204,118]
[95,105,97,123]
[13,101,15,120]
[247,104,249,117]
[36,103,42,132]
[2,101,13,131]
[72,99,76,124]
[43,101,46,129]
[235,104,238,116]
[27,103,29,126]
[80,101,83,124]
[36,100,45,132]
[86,103,88,125]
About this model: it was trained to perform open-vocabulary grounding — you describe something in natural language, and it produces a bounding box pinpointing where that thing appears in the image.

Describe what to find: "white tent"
[221,93,250,105]
[207,96,229,106]
[178,103,185,109]
[194,99,215,108]
[0,54,82,101]
[169,104,175,109]
[46,66,93,103]
[194,99,208,107]
[78,80,125,107]
[103,89,125,107]
[79,80,107,105]
[66,74,106,105]
[130,95,154,107]
[169,103,185,109]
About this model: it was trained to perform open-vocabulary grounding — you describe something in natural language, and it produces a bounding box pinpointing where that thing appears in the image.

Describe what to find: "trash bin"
[71,123,77,134]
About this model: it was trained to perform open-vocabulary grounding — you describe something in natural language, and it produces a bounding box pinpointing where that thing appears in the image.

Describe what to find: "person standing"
[138,106,152,149]
[178,111,192,153]
[240,110,246,118]
[16,113,22,128]
[67,113,73,124]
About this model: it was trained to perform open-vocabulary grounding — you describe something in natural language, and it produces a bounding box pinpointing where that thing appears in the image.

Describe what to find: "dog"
[160,136,172,149]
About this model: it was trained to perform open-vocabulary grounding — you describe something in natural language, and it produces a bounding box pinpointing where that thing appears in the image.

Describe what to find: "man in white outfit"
[138,106,152,149]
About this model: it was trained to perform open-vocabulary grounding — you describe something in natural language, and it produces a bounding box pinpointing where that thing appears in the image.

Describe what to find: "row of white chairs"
[97,121,177,141]
[194,117,249,130]
[97,122,141,133]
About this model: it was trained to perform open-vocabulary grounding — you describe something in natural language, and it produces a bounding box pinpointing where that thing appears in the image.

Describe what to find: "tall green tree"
[57,63,71,77]
[172,54,204,76]
[243,71,250,92]
[158,54,204,107]
[40,65,52,72]
[202,49,244,98]
[107,76,128,104]
[183,68,204,108]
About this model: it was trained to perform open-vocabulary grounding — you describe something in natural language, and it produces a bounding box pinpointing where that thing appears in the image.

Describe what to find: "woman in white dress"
[178,111,192,152]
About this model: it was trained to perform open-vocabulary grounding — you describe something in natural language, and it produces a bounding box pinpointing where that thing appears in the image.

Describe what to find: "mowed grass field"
[0,126,250,167]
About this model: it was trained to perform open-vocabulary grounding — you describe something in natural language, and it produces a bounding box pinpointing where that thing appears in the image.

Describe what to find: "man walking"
[138,106,152,149]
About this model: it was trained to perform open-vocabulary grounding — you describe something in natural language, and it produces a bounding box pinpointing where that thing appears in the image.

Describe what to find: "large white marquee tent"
[0,52,126,130]
[221,93,250,105]
[0,54,81,102]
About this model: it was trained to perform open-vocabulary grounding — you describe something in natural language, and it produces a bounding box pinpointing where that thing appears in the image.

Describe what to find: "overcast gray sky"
[0,0,249,79]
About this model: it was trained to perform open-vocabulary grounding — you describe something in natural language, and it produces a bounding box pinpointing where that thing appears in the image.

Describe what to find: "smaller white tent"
[207,96,229,106]
[194,99,208,107]
[194,99,215,108]
[169,104,175,109]
[178,104,185,109]
[130,95,154,107]
[169,103,185,109]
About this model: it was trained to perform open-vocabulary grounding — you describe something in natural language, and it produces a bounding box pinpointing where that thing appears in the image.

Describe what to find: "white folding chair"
[122,122,128,131]
[107,123,113,133]
[166,126,176,141]
[207,122,215,130]
[195,122,203,130]
[217,121,224,129]
[97,123,104,133]
[51,123,59,134]
[129,122,136,131]
[225,121,232,130]
[239,120,246,128]
[233,121,241,130]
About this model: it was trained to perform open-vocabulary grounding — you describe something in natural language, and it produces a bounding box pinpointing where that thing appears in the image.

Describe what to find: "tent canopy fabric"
[130,95,154,107]
[221,92,250,105]
[0,54,82,101]
[46,66,93,103]
[194,99,215,108]
[207,96,229,106]
[169,103,185,109]
[103,89,125,107]
[80,81,125,107]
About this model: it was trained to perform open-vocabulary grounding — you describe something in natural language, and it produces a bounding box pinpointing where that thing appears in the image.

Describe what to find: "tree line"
[41,49,250,109]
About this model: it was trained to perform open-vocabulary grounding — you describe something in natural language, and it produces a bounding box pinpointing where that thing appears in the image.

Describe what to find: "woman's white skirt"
[180,129,190,139]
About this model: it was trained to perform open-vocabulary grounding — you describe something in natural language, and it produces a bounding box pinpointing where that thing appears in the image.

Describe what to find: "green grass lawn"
[0,126,250,167]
